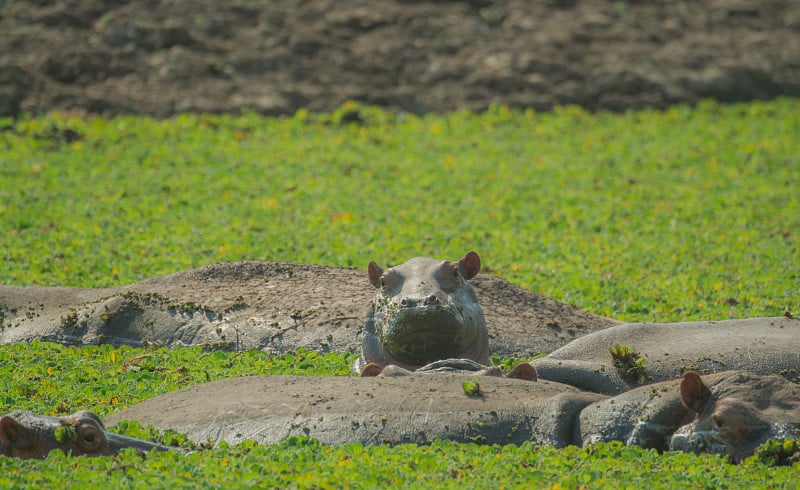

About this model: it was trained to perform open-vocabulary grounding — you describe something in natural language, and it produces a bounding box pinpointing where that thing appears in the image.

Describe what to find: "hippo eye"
[453,269,459,277]
[380,278,386,288]
[77,426,103,450]
[712,415,724,429]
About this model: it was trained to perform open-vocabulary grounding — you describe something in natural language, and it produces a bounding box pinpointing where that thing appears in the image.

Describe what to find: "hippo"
[106,370,797,461]
[356,252,490,372]
[107,374,604,448]
[579,371,800,461]
[360,358,539,381]
[531,317,800,394]
[0,410,175,459]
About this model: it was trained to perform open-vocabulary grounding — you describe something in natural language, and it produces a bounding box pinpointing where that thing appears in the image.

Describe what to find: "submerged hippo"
[0,410,174,459]
[361,359,539,381]
[108,373,602,448]
[107,369,796,461]
[532,317,800,394]
[579,371,800,461]
[356,252,489,372]
[360,358,539,381]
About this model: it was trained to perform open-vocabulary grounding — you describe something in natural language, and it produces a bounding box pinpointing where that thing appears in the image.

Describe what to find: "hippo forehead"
[386,257,470,294]
[392,257,452,278]
[711,373,800,417]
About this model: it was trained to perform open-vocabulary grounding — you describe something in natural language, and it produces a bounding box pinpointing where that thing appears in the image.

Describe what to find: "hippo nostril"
[424,295,439,306]
[400,298,416,308]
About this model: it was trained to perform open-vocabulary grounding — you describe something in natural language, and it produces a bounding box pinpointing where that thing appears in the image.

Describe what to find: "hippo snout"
[399,295,440,308]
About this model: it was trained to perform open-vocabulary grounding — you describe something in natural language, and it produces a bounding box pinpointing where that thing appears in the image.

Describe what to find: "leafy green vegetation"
[461,377,483,397]
[609,343,646,384]
[1,100,799,486]
[0,437,796,489]
[1,342,797,487]
[2,100,798,322]
[0,342,355,417]
[748,438,800,467]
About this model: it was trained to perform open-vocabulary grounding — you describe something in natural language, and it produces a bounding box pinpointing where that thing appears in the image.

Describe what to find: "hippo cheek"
[381,308,477,365]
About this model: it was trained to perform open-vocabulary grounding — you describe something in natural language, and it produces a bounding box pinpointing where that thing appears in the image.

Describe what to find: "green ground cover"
[1,99,799,487]
[0,343,797,488]
[2,99,798,321]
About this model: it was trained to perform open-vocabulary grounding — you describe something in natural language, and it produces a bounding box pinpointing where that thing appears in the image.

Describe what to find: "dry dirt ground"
[0,261,619,358]
[2,0,799,117]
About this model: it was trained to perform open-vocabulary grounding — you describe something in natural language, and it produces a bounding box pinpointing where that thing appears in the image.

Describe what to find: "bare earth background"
[1,0,799,117]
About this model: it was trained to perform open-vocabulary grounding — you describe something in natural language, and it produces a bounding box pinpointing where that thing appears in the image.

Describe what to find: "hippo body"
[0,410,174,459]
[107,370,796,461]
[357,252,490,371]
[532,317,800,394]
[579,371,800,461]
[107,374,603,448]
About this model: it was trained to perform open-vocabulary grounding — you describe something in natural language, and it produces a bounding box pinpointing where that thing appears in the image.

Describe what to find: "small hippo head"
[0,410,173,459]
[359,251,489,370]
[669,371,800,462]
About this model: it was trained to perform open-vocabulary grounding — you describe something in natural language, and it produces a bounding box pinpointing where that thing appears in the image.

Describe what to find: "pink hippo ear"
[680,371,712,413]
[360,362,385,377]
[368,261,384,289]
[458,251,481,280]
[506,362,538,382]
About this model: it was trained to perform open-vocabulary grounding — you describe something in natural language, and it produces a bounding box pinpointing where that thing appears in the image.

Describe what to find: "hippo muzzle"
[374,296,481,365]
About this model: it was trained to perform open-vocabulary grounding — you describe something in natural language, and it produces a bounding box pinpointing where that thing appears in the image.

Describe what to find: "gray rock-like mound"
[0,261,618,358]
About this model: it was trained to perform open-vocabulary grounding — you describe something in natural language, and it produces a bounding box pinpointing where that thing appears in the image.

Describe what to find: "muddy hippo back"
[358,252,489,370]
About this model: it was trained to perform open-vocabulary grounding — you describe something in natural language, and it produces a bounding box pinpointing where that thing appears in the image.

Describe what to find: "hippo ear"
[506,362,538,382]
[680,371,712,413]
[360,362,384,377]
[368,261,384,288]
[0,416,23,448]
[458,251,481,280]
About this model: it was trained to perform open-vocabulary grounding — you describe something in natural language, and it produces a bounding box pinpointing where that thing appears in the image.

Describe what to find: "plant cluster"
[609,343,647,384]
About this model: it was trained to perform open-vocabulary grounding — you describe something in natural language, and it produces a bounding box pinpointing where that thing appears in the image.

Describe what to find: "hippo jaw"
[670,422,798,462]
[105,431,175,455]
[376,302,481,366]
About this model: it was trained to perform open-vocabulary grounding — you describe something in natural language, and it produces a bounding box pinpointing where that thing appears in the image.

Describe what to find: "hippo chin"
[358,251,489,371]
[0,410,175,459]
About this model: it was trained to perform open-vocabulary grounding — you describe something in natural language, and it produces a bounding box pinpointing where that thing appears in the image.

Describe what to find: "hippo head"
[359,251,490,370]
[0,410,172,459]
[669,371,800,462]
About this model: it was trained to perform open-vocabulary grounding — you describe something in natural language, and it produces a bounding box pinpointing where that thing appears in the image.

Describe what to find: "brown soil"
[2,0,799,117]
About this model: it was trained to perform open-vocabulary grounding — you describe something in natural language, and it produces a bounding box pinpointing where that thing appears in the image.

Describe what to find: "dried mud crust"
[1,0,799,117]
[0,261,619,357]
